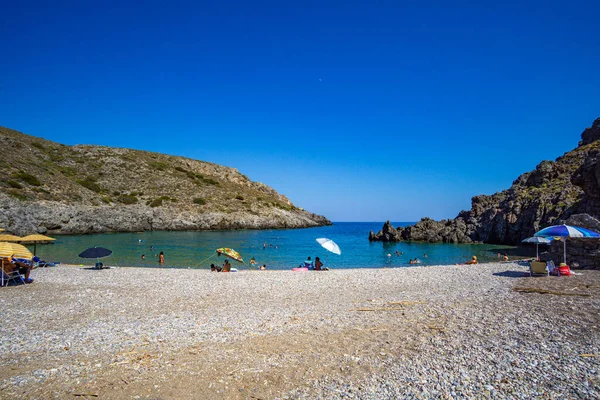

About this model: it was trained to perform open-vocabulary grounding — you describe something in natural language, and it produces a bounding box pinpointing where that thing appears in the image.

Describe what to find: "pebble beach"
[1,262,599,399]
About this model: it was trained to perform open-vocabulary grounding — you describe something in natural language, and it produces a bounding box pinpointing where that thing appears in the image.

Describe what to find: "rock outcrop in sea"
[370,118,600,266]
[0,126,331,235]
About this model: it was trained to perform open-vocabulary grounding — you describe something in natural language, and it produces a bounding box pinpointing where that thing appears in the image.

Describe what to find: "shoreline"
[60,258,534,271]
[2,262,598,399]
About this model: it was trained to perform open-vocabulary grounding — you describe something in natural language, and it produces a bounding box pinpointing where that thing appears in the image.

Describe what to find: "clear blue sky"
[1,1,599,222]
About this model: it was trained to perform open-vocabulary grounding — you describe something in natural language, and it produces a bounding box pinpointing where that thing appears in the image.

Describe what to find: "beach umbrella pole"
[198,253,217,268]
[564,239,567,264]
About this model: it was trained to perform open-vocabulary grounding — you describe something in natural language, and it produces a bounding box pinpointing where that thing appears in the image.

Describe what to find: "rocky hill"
[370,118,600,245]
[0,126,330,235]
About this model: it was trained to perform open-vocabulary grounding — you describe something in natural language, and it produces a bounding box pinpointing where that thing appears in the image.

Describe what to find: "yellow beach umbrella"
[0,228,4,232]
[20,234,56,242]
[0,234,23,242]
[20,234,56,256]
[0,242,15,258]
[0,242,33,260]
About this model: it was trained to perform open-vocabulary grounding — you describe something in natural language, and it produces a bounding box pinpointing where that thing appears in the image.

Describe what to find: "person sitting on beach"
[210,263,222,272]
[222,259,231,272]
[7,257,34,283]
[250,257,257,268]
[260,264,267,270]
[503,254,509,262]
[465,256,478,265]
[314,256,328,271]
[301,256,313,269]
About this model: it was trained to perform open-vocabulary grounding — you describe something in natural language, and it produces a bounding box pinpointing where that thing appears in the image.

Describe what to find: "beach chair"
[32,256,58,268]
[529,261,549,276]
[546,260,558,275]
[1,260,26,286]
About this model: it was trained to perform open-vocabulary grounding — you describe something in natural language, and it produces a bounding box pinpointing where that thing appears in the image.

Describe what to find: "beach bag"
[558,265,571,276]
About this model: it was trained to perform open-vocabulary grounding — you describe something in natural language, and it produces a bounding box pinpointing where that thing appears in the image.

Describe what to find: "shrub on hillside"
[150,198,163,207]
[193,198,206,205]
[8,189,27,201]
[77,177,103,193]
[117,194,138,204]
[31,142,45,150]
[7,180,22,189]
[148,161,168,171]
[203,178,219,185]
[15,171,41,186]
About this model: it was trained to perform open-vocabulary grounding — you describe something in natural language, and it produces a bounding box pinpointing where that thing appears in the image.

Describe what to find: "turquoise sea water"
[31,222,519,270]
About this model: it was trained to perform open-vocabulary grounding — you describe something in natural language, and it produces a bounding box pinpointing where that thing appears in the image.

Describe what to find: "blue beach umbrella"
[534,224,600,264]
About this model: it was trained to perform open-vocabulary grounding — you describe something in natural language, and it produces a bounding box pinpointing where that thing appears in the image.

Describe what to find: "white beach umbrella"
[521,236,552,260]
[316,238,341,255]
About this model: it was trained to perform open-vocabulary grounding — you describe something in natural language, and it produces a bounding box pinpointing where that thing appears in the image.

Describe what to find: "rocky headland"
[370,118,600,267]
[0,126,330,235]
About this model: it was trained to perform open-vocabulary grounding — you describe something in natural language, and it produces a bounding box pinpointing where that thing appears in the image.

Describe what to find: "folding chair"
[1,260,26,286]
[529,261,549,276]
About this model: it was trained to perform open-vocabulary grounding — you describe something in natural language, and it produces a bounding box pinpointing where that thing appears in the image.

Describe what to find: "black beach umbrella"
[79,247,113,259]
[79,247,112,269]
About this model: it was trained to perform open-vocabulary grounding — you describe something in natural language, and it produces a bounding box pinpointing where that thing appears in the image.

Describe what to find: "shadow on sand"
[493,270,529,278]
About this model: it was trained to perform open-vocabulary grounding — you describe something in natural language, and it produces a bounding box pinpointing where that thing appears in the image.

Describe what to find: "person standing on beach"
[159,251,165,264]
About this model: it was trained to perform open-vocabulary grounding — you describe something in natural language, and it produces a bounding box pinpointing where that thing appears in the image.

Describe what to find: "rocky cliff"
[0,126,331,235]
[370,118,600,246]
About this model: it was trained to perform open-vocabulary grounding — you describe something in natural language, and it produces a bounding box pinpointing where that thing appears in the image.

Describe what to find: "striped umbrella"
[534,224,600,264]
[0,242,33,260]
